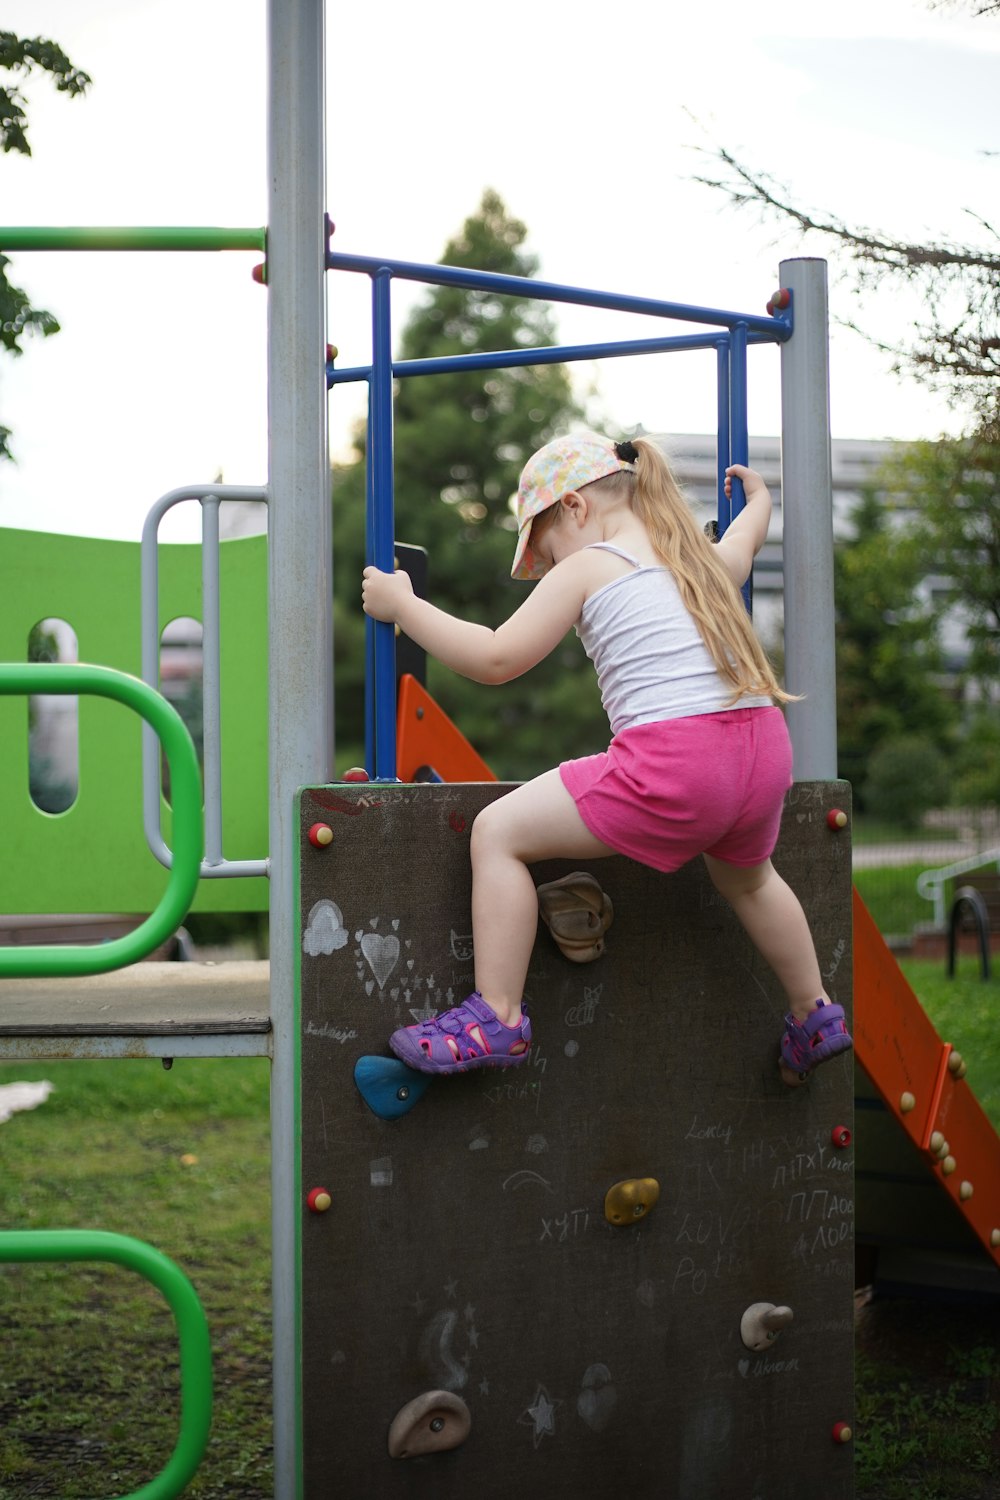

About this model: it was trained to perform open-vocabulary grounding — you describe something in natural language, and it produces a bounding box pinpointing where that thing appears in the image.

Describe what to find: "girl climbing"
[361,431,852,1088]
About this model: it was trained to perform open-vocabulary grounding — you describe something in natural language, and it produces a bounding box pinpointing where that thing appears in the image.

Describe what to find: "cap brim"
[510,519,537,580]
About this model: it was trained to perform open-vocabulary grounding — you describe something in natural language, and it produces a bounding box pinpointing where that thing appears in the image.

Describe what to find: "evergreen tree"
[332,190,608,779]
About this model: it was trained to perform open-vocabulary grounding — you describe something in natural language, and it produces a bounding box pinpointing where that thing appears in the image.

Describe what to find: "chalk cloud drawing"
[370,1157,393,1187]
[518,1384,561,1448]
[577,1364,617,1432]
[360,931,400,989]
[303,900,349,957]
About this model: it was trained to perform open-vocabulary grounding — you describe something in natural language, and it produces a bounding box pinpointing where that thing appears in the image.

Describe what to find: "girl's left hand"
[362,565,414,622]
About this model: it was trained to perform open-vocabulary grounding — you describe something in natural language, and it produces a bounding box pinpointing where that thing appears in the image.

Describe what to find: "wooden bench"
[948,874,1000,980]
[0,961,271,1062]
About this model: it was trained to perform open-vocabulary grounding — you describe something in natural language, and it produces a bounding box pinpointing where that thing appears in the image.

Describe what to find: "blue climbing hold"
[354,1055,432,1120]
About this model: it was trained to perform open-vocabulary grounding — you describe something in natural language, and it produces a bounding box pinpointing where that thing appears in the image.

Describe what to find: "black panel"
[298,780,855,1498]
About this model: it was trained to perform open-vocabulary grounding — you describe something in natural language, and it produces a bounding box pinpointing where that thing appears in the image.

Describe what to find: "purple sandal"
[780,1000,853,1081]
[389,992,531,1075]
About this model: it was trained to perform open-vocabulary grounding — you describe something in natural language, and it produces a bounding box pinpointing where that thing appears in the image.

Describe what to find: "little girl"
[361,431,852,1088]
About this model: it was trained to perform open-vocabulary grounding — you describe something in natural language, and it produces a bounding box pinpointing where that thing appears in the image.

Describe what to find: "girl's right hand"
[362,564,414,622]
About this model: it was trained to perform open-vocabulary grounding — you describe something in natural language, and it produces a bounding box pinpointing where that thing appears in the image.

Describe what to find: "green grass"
[897,958,1000,1130]
[0,1059,272,1499]
[1,938,999,1498]
[855,1313,1000,1499]
[851,814,965,848]
[854,862,931,937]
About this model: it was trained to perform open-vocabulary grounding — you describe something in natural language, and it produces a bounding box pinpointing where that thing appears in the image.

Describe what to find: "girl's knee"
[471,801,510,862]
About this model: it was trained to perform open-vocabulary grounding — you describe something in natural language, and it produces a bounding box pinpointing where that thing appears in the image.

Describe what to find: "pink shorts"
[559,707,793,873]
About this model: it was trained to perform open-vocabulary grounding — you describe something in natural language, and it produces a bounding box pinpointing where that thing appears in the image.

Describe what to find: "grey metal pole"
[267,3,332,1496]
[779,257,838,780]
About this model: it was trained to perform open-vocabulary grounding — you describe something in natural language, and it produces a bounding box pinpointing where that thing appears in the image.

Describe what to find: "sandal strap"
[801,1003,846,1039]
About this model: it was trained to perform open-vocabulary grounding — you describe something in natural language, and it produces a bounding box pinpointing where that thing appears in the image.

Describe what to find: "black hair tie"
[615,439,639,464]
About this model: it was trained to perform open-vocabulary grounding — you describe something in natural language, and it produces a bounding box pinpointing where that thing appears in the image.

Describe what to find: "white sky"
[1,0,997,541]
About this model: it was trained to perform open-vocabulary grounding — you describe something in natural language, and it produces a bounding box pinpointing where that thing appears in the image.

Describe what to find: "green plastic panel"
[0,527,268,913]
[297,781,855,1499]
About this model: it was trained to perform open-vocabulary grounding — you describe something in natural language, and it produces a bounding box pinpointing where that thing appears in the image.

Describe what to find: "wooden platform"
[0,960,271,1059]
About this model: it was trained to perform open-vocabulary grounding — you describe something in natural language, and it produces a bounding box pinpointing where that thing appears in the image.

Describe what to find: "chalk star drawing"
[518,1384,561,1448]
[479,1378,490,1397]
[463,1303,476,1323]
[411,1292,426,1317]
[443,1278,459,1300]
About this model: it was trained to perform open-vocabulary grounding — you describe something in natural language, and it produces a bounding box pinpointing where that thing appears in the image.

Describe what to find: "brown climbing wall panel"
[298,781,855,1499]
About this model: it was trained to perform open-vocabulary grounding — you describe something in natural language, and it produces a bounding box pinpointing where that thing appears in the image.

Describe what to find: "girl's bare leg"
[702,854,831,1019]
[470,768,614,1024]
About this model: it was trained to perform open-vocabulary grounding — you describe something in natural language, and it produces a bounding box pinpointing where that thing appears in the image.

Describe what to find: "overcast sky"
[1,0,996,541]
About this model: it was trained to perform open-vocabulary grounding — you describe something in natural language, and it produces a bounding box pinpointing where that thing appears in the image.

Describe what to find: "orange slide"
[853,886,1000,1272]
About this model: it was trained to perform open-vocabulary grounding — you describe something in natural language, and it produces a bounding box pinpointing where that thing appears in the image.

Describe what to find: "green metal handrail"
[0,664,203,976]
[0,1229,213,1500]
[0,226,265,252]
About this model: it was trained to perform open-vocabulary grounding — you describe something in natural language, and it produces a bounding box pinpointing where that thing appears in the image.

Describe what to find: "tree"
[331,189,603,778]
[878,430,1000,690]
[692,6,999,426]
[0,31,92,461]
[833,484,956,796]
[694,144,1000,428]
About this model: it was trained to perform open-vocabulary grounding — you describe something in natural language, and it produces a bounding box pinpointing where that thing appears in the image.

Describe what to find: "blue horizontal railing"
[326,327,780,388]
[325,251,792,340]
[325,248,792,782]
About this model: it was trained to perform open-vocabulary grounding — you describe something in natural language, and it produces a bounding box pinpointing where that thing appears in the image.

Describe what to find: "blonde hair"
[584,437,794,705]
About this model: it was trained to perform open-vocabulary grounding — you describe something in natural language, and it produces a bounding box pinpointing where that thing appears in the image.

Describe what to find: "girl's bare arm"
[361,551,595,685]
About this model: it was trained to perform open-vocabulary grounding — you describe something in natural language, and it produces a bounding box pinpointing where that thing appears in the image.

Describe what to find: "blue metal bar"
[729,323,751,611]
[326,251,792,341]
[716,342,732,537]
[369,270,397,781]
[325,328,776,387]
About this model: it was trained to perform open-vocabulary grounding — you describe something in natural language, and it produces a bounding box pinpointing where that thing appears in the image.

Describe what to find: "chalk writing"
[738,1355,801,1378]
[685,1116,734,1147]
[540,1209,590,1244]
[304,1020,358,1044]
[824,936,847,982]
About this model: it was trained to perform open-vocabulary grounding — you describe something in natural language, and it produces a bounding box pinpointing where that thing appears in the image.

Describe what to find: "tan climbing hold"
[536,871,613,963]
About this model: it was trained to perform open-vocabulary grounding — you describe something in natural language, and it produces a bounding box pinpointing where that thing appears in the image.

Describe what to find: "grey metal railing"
[141,484,269,879]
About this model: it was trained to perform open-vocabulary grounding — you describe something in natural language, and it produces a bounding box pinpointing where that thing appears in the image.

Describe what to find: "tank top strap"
[583,542,642,568]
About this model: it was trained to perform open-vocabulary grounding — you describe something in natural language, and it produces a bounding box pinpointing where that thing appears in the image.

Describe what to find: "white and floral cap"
[510,431,637,580]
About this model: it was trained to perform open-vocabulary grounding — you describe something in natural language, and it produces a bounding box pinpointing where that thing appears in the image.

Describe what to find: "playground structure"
[0,2,997,1497]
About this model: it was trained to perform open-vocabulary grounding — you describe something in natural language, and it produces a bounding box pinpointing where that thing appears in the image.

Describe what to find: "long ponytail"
[596,438,794,704]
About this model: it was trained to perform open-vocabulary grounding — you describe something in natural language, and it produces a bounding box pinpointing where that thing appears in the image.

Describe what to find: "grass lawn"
[1,954,998,1497]
[0,1059,272,1499]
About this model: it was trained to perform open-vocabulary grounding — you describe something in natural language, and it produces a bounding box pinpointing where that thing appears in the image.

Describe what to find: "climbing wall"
[297,781,855,1499]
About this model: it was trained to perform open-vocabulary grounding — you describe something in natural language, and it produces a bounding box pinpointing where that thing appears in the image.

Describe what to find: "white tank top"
[575,543,772,736]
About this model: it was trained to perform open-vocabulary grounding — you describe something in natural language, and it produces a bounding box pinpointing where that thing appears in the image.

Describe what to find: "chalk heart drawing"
[360,932,400,990]
[302,901,349,957]
[577,1364,617,1433]
[738,1359,751,1379]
